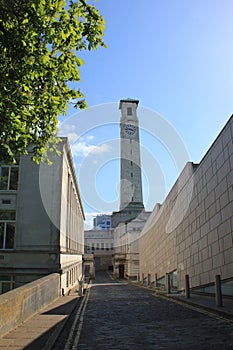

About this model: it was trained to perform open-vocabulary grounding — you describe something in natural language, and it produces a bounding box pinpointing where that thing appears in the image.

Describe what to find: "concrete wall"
[139,115,233,291]
[0,273,60,337]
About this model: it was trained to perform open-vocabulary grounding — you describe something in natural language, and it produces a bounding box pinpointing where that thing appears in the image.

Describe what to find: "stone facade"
[139,115,233,293]
[84,229,114,271]
[113,212,151,279]
[0,138,84,295]
[112,99,144,228]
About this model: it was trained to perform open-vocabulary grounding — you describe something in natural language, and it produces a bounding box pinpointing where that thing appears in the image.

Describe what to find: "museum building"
[0,138,85,295]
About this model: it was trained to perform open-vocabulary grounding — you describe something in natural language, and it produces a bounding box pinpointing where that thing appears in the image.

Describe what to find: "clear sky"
[59,0,233,229]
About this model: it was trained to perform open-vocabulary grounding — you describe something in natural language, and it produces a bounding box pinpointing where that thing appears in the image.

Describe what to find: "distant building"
[93,214,111,230]
[84,228,114,271]
[113,211,151,280]
[0,138,85,295]
[110,98,151,278]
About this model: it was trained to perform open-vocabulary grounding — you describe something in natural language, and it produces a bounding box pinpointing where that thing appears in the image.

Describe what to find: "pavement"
[0,286,86,350]
[134,282,233,320]
[0,276,233,350]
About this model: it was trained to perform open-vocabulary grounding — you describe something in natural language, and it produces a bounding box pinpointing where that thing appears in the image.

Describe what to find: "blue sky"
[59,0,233,229]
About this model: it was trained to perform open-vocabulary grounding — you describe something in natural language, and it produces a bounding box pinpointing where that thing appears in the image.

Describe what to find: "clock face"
[124,124,136,135]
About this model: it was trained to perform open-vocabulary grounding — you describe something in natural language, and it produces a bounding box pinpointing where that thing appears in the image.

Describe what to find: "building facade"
[93,214,111,230]
[113,212,151,280]
[0,138,85,295]
[84,228,114,271]
[139,115,233,295]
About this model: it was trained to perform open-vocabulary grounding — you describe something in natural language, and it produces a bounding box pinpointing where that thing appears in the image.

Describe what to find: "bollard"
[215,274,223,307]
[148,274,151,286]
[78,279,84,297]
[155,273,158,288]
[185,274,190,299]
[165,273,171,294]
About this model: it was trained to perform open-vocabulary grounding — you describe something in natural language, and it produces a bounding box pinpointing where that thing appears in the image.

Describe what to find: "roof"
[119,98,139,109]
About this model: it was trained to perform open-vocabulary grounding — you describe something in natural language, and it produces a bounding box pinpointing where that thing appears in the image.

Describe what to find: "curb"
[41,284,90,350]
[128,282,233,323]
[161,293,233,323]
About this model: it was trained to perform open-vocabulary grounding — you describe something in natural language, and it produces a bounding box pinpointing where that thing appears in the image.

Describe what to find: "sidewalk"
[130,281,233,320]
[0,287,85,350]
[166,292,233,319]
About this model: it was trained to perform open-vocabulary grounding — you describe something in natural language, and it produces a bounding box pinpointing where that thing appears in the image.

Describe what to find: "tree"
[0,0,105,163]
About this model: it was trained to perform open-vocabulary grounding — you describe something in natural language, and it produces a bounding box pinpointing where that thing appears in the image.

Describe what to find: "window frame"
[0,165,19,191]
[0,275,14,294]
[0,210,16,250]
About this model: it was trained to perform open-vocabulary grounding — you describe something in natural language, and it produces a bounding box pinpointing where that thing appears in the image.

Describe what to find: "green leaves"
[0,0,106,164]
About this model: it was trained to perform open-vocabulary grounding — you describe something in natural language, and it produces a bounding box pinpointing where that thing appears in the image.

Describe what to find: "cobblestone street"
[55,272,233,350]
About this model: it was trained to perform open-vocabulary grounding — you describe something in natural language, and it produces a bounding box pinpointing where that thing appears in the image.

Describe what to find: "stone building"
[84,228,114,272]
[113,212,151,280]
[111,98,151,278]
[139,115,233,295]
[84,99,150,278]
[0,138,85,295]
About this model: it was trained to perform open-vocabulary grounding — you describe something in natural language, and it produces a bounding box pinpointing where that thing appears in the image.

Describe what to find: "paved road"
[55,271,233,350]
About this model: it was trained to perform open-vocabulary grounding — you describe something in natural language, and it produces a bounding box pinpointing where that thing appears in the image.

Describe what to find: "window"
[131,173,133,178]
[0,275,14,294]
[0,166,19,191]
[0,210,16,249]
[127,107,132,116]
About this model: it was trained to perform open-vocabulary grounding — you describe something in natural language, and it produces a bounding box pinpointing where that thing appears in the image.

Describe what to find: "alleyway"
[54,271,233,350]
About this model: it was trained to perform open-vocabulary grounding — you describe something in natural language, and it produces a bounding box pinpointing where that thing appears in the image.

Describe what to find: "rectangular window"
[2,200,11,205]
[0,210,16,249]
[0,166,19,191]
[127,107,132,116]
[0,275,14,294]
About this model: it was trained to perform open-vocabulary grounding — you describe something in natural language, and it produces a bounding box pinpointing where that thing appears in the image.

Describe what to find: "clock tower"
[119,98,144,210]
[111,98,144,227]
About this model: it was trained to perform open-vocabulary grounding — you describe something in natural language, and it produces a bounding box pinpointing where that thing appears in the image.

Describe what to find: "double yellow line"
[64,284,92,350]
